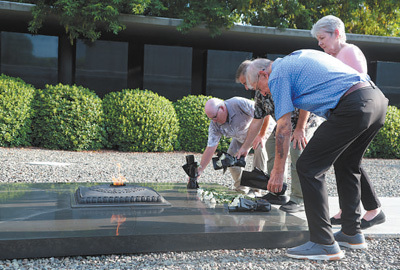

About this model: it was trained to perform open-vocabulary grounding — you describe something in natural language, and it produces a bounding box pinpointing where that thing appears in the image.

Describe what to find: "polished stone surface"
[0,183,308,259]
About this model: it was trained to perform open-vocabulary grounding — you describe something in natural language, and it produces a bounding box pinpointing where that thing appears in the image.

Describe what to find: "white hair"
[311,15,347,42]
[245,58,272,90]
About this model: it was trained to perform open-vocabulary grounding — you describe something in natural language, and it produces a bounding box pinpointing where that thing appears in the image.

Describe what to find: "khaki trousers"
[265,120,321,204]
[227,138,267,190]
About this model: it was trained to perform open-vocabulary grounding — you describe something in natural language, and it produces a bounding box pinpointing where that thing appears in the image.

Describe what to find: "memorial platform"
[0,182,308,259]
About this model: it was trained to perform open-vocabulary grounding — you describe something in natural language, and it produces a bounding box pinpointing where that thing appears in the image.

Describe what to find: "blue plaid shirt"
[269,49,370,120]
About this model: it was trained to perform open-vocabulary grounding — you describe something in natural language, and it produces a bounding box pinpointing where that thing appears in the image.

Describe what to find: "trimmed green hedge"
[31,83,106,150]
[103,89,179,152]
[1,74,399,158]
[0,74,35,146]
[366,105,400,159]
[174,95,211,153]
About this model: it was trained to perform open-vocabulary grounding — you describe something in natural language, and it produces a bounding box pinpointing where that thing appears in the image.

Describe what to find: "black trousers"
[350,166,380,211]
[296,85,388,245]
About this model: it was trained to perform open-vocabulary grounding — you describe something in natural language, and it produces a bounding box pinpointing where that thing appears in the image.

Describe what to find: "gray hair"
[245,58,272,90]
[311,15,346,42]
[235,60,252,83]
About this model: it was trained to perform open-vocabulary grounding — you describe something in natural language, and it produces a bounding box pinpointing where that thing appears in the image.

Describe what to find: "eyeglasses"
[210,107,221,120]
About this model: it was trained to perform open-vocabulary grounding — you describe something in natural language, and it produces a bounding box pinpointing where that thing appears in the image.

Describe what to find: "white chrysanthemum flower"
[197,188,204,196]
[205,198,217,208]
[204,191,214,201]
[229,196,242,207]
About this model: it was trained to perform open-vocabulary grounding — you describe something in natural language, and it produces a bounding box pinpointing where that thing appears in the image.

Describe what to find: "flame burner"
[73,184,170,207]
[110,183,126,187]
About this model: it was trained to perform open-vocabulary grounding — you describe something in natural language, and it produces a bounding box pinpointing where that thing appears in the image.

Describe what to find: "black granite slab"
[0,183,309,259]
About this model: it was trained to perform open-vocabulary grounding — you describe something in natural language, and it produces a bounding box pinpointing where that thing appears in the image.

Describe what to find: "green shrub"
[31,83,106,150]
[103,89,179,152]
[0,74,35,146]
[217,135,232,152]
[174,95,210,153]
[173,95,231,153]
[366,105,400,159]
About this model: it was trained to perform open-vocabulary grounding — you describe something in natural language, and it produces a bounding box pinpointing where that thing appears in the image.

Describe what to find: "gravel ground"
[1,147,400,269]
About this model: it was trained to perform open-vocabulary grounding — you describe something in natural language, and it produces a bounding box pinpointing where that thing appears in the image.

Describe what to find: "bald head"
[205,98,226,124]
[205,98,223,116]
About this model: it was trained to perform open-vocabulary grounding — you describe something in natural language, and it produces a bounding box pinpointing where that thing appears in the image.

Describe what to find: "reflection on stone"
[110,214,126,236]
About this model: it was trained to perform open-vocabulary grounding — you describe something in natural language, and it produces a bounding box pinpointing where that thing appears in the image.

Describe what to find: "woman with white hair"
[311,15,385,229]
[311,15,367,73]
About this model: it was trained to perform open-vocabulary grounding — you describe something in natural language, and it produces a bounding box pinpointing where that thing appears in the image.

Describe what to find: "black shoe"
[279,201,305,213]
[330,216,342,225]
[361,211,386,229]
[261,193,289,205]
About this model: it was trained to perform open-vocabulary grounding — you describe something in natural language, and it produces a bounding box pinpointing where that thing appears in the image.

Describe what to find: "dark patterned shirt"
[253,91,321,133]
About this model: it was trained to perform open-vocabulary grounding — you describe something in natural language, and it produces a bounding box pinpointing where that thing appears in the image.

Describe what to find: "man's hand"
[291,128,307,150]
[252,134,266,150]
[197,166,203,178]
[235,147,249,159]
[291,109,309,150]
[267,169,284,194]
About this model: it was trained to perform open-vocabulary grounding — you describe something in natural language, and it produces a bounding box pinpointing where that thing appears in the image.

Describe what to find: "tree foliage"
[26,0,153,43]
[8,0,400,43]
[247,0,400,37]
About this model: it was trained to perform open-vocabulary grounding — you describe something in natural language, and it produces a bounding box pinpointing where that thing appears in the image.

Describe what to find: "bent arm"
[236,118,264,158]
[253,115,271,149]
[267,112,292,193]
[198,145,218,177]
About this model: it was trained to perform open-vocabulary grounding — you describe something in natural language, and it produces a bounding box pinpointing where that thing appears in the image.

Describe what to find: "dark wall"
[143,44,192,101]
[371,61,400,106]
[0,32,58,89]
[75,39,128,98]
[206,50,253,100]
[1,30,399,105]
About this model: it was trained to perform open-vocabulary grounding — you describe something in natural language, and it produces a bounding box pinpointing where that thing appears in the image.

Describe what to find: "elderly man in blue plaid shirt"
[237,49,388,260]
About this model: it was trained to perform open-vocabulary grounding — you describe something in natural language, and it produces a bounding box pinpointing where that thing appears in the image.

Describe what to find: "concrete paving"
[291,197,400,236]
